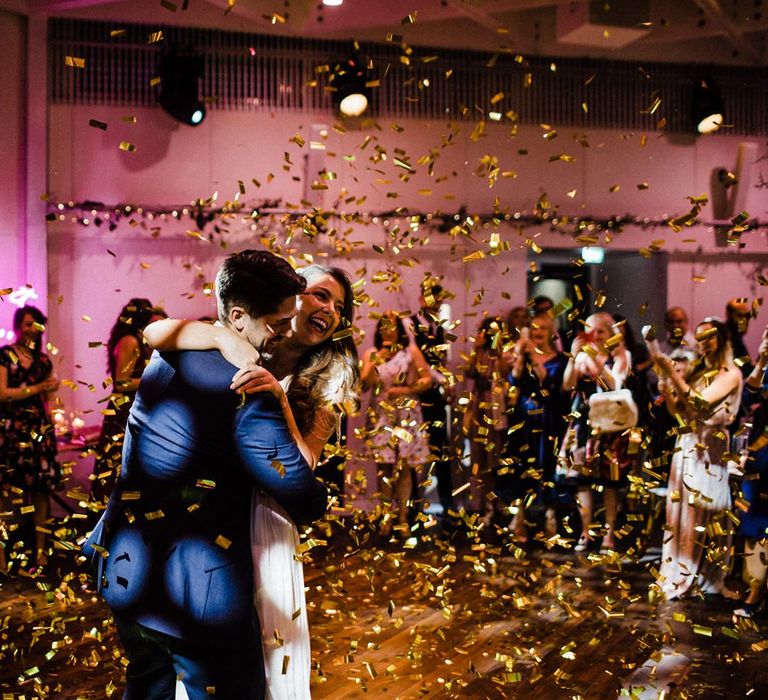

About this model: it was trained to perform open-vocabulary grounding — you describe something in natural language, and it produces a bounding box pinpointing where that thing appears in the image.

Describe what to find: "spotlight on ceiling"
[692,78,724,135]
[158,48,206,127]
[323,0,344,6]
[330,54,370,118]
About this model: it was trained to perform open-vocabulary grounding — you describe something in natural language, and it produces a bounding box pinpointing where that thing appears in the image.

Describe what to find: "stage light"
[158,48,206,127]
[692,78,723,135]
[330,54,369,117]
[339,92,368,117]
[323,0,344,6]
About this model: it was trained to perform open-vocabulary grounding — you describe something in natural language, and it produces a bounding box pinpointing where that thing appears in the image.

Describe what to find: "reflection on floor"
[1,517,766,699]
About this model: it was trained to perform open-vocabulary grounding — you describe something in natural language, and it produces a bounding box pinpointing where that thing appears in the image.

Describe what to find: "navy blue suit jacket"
[85,350,328,643]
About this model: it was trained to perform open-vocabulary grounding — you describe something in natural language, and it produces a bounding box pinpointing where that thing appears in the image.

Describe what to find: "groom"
[84,250,328,699]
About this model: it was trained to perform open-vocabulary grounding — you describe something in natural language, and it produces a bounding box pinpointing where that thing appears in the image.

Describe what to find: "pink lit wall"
[38,104,768,421]
[0,9,27,338]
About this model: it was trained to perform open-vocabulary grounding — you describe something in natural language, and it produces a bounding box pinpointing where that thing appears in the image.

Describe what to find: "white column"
[25,11,48,306]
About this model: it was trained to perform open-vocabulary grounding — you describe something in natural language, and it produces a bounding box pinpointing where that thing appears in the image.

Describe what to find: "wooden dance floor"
[1,521,767,699]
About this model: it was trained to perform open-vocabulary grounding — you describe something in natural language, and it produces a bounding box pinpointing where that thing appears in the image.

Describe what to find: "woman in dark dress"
[507,314,569,541]
[91,298,157,505]
[735,325,768,618]
[0,305,60,569]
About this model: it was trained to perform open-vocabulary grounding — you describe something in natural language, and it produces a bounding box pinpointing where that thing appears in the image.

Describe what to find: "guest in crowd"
[532,295,555,317]
[660,306,697,356]
[532,295,565,351]
[0,305,60,570]
[734,325,768,619]
[411,280,454,521]
[726,298,754,386]
[561,312,632,551]
[361,312,433,535]
[507,313,569,541]
[614,314,654,427]
[465,315,511,528]
[651,307,697,464]
[91,298,156,505]
[655,317,742,600]
[507,305,529,342]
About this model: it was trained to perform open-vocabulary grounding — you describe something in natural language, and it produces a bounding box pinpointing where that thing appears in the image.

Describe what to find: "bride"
[144,264,360,699]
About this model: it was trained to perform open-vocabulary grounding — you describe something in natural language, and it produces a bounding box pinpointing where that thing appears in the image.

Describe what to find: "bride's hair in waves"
[286,264,361,434]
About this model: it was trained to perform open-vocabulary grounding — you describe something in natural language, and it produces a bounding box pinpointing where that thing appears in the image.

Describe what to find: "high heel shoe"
[574,534,590,552]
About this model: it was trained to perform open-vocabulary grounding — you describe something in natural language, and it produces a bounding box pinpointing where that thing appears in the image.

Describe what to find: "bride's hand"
[230,362,284,399]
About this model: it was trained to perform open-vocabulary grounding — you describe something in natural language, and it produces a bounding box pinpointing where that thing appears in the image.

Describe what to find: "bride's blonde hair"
[286,265,361,434]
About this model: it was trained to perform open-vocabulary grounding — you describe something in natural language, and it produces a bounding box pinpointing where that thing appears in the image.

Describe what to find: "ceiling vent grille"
[49,18,767,137]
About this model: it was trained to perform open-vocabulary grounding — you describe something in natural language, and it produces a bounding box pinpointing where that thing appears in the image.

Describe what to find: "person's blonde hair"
[530,313,557,350]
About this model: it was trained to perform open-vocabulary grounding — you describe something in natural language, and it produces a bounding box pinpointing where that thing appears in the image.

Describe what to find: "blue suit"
[85,350,328,698]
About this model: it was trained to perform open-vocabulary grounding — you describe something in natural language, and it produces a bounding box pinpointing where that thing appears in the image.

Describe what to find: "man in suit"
[84,250,328,699]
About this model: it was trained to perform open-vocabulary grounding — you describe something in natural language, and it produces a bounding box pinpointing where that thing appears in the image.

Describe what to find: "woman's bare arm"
[0,364,57,402]
[658,354,741,410]
[144,318,258,367]
[112,335,142,392]
[360,348,380,390]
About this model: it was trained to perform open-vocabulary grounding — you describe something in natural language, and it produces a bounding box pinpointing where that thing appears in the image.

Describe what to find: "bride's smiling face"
[293,273,346,348]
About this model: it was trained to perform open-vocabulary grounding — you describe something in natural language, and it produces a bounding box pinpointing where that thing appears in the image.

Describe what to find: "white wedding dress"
[250,491,312,699]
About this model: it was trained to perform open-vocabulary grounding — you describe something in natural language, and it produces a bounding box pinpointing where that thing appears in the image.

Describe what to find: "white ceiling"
[6,0,768,65]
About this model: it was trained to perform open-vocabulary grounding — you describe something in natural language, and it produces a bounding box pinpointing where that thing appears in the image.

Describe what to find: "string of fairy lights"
[44,198,765,246]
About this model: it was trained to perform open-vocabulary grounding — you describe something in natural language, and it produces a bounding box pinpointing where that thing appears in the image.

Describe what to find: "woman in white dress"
[144,264,360,699]
[654,317,742,600]
[360,311,433,535]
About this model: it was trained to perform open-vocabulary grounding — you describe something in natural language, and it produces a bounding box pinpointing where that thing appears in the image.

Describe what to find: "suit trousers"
[115,616,264,700]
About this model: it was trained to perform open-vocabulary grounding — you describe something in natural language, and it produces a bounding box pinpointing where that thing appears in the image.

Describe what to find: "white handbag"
[587,388,638,433]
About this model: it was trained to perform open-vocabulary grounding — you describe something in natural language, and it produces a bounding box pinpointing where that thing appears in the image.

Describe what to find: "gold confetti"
[119,141,136,152]
[65,56,86,69]
[215,535,232,550]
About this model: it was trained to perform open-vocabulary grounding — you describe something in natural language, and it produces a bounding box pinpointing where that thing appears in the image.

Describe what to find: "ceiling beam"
[690,0,764,64]
[442,0,536,52]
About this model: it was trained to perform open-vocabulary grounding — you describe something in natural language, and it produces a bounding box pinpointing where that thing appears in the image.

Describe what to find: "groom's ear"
[228,305,247,331]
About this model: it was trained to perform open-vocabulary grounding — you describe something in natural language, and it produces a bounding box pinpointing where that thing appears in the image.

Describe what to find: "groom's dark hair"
[215,249,306,322]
